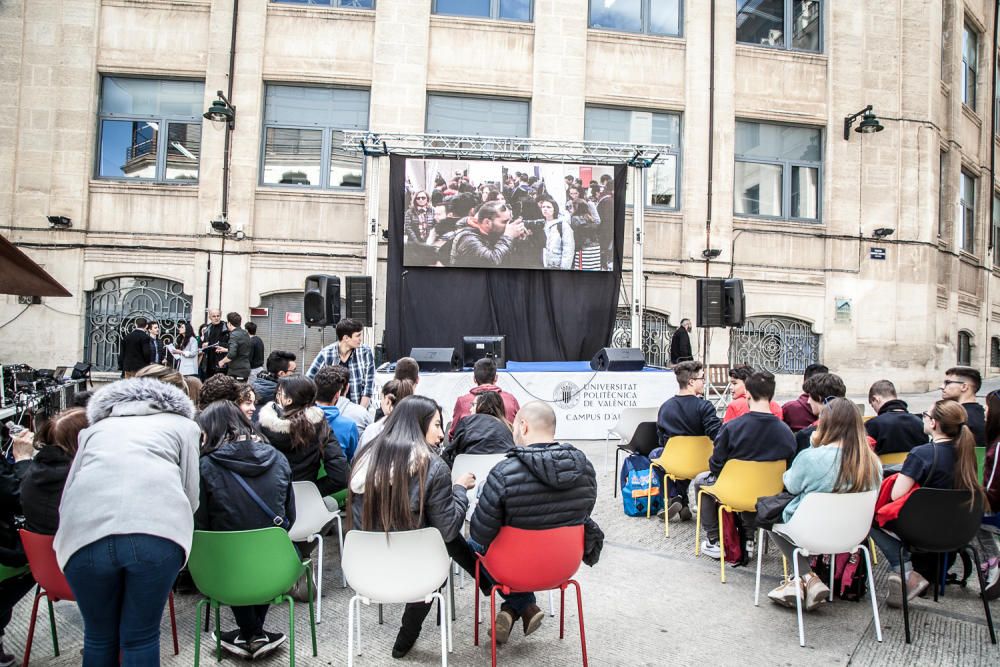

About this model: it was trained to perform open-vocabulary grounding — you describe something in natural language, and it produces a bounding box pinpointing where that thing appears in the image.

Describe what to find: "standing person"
[865,380,928,456]
[245,322,265,381]
[869,400,986,606]
[669,318,693,365]
[941,366,986,447]
[54,377,200,664]
[348,396,475,659]
[539,197,574,270]
[653,360,721,522]
[168,320,200,379]
[314,366,361,462]
[252,351,297,410]
[404,190,437,244]
[118,317,151,378]
[195,401,295,660]
[765,398,882,608]
[449,357,520,437]
[217,312,252,382]
[781,364,829,433]
[145,321,167,366]
[449,201,526,268]
[306,318,375,409]
[723,364,782,422]
[357,379,416,455]
[201,309,230,379]
[20,408,87,535]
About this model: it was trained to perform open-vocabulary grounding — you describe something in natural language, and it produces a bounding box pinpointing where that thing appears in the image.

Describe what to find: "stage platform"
[376,361,676,439]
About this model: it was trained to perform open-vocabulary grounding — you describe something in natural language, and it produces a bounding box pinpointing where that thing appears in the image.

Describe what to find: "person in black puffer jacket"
[865,380,928,456]
[256,376,347,500]
[20,408,88,535]
[468,401,603,646]
[441,391,514,467]
[251,351,298,417]
[195,401,295,660]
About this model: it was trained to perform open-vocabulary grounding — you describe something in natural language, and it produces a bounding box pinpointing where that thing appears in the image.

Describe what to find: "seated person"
[314,366,361,461]
[441,391,515,467]
[195,401,295,660]
[765,398,882,610]
[20,408,87,535]
[653,360,721,521]
[450,357,520,437]
[941,366,986,447]
[324,366,372,435]
[793,372,847,453]
[865,380,927,456]
[252,351,297,412]
[694,371,796,559]
[781,364,828,433]
[375,357,419,420]
[723,364,782,423]
[869,400,985,607]
[468,402,603,645]
[358,379,415,456]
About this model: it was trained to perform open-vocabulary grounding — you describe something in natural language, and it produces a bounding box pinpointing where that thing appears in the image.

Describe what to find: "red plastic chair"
[473,525,587,667]
[19,530,180,666]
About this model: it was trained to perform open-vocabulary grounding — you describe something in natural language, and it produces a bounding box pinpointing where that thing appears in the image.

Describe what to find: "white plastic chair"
[753,490,881,648]
[288,481,345,623]
[451,453,509,520]
[604,406,659,476]
[343,528,452,667]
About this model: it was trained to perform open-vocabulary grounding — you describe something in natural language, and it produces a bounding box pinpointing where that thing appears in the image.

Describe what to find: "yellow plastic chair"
[878,452,908,466]
[647,436,714,536]
[695,459,786,583]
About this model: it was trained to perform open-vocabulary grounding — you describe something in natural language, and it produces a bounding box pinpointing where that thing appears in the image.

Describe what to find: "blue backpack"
[620,453,663,517]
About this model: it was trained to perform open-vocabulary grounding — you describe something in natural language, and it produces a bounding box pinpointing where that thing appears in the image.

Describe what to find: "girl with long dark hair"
[168,320,200,378]
[404,190,437,244]
[348,395,474,659]
[870,399,986,607]
[538,196,574,269]
[441,390,515,467]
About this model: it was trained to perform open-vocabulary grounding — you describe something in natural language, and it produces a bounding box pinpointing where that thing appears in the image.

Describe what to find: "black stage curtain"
[384,156,627,362]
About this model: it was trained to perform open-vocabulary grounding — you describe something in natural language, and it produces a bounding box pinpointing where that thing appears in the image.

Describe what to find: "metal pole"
[364,154,381,349]
[631,165,645,349]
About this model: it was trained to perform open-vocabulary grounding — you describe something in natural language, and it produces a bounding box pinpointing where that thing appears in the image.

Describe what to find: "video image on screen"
[402,158,616,271]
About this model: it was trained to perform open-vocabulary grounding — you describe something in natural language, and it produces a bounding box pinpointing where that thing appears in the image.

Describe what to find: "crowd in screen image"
[402,159,616,272]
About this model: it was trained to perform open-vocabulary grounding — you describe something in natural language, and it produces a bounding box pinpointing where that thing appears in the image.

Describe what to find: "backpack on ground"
[911,551,974,591]
[811,552,869,601]
[722,510,751,567]
[620,453,663,517]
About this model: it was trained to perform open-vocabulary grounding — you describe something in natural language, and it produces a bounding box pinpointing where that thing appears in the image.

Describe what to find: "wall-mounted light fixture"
[844,105,884,140]
[702,248,722,260]
[203,90,236,129]
[46,215,71,229]
[872,227,895,239]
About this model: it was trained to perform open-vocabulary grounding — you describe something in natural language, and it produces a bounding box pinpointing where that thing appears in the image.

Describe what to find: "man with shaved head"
[468,401,603,646]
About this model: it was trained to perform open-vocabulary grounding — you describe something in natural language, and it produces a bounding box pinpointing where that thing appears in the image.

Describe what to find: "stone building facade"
[0,0,997,392]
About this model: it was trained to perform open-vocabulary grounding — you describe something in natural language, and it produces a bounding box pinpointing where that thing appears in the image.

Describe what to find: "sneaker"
[215,630,252,659]
[803,574,831,611]
[887,571,930,608]
[656,497,682,519]
[767,578,803,608]
[491,605,516,645]
[520,603,544,636]
[982,558,1000,601]
[249,632,286,659]
[678,506,693,522]
[701,539,721,560]
[0,642,14,667]
[745,539,755,560]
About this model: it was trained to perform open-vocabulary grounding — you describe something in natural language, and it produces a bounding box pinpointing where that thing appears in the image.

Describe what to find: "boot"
[393,602,432,658]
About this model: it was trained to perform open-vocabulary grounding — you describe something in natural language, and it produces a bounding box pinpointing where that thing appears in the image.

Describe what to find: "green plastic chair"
[188,528,317,666]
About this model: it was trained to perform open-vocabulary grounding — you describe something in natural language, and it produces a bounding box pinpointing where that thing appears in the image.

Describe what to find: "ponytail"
[929,399,986,507]
[285,406,319,451]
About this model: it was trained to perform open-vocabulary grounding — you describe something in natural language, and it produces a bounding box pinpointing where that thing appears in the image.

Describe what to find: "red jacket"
[874,473,920,527]
[782,394,815,432]
[723,397,783,423]
[449,384,520,437]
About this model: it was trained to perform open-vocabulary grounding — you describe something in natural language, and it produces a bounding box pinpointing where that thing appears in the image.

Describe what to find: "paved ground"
[9,428,999,666]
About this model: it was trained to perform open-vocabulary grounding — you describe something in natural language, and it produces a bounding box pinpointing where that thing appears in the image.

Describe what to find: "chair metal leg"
[474,562,481,646]
[167,591,179,655]
[356,597,362,655]
[569,579,589,667]
[449,563,457,622]
[558,585,567,639]
[899,545,911,644]
[446,570,453,652]
[46,595,58,656]
[432,591,448,667]
[287,596,296,667]
[203,598,210,632]
[664,475,671,537]
[214,600,222,661]
[613,447,621,498]
[968,546,998,644]
[933,552,941,603]
[378,603,383,624]
[347,595,358,667]
[828,555,835,602]
[793,549,805,647]
[754,529,765,607]
[718,506,726,583]
[313,533,324,623]
[306,564,318,656]
[490,587,498,667]
[335,514,347,587]
[695,490,704,555]
[21,587,41,667]
[869,537,878,565]
[193,598,209,667]
[858,545,882,642]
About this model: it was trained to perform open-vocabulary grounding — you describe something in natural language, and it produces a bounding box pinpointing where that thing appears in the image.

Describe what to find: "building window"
[84,276,192,372]
[938,150,947,238]
[962,22,978,109]
[960,169,976,253]
[585,106,681,208]
[271,0,374,6]
[729,315,820,374]
[97,77,204,182]
[433,0,531,21]
[261,85,369,189]
[426,94,529,137]
[612,307,677,367]
[736,0,822,53]
[734,120,822,221]
[588,0,682,37]
[957,330,972,365]
[991,337,1000,368]
[993,193,1000,266]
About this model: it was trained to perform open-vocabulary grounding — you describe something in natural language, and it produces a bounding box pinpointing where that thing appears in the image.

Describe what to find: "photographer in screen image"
[449,201,526,268]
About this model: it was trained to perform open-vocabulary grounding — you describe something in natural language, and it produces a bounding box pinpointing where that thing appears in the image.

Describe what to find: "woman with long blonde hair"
[766,398,882,610]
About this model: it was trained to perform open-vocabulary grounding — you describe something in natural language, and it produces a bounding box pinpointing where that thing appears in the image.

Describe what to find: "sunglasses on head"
[821,396,839,405]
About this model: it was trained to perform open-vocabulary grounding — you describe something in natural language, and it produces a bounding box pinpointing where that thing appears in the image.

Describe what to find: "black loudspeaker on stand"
[590,347,645,371]
[409,347,462,372]
[304,275,341,327]
[696,278,745,328]
[345,276,373,327]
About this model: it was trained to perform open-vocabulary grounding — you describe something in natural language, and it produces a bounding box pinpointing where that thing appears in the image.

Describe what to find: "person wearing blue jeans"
[63,534,184,665]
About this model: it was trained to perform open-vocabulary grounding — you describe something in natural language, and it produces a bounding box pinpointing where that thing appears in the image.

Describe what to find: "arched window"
[729,316,820,374]
[250,292,334,370]
[991,337,1000,368]
[612,308,676,367]
[958,330,973,366]
[84,276,192,371]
